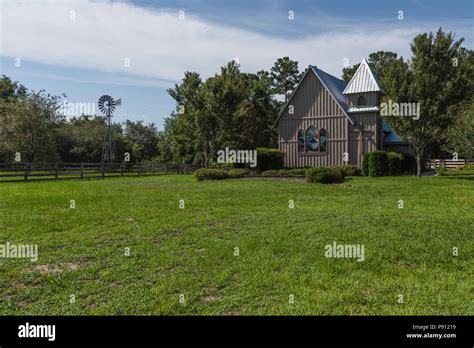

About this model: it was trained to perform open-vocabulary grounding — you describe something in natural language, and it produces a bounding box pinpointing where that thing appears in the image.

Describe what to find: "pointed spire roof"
[343,58,385,94]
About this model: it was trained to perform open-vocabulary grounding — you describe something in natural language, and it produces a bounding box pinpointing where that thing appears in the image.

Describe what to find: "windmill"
[98,95,121,163]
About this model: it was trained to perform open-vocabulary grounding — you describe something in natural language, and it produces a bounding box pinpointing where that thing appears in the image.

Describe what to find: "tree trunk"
[416,156,422,178]
[415,147,424,178]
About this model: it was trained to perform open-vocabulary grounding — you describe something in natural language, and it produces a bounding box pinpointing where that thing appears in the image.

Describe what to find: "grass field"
[0,174,472,315]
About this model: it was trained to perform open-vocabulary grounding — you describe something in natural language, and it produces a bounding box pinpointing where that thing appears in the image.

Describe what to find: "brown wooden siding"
[348,113,379,166]
[277,70,349,168]
[347,92,379,107]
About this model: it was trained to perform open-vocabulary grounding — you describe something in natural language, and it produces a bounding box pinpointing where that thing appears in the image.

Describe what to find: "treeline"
[0,76,162,163]
[2,28,472,169]
[0,56,302,164]
[159,58,302,165]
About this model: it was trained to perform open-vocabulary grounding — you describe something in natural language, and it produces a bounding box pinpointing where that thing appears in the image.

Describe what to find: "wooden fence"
[0,162,201,182]
[429,159,474,169]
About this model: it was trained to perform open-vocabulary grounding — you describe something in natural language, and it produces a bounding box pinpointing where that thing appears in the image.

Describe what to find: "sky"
[0,0,472,129]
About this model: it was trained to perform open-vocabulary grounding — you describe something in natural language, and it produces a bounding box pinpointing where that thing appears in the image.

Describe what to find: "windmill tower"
[98,95,121,163]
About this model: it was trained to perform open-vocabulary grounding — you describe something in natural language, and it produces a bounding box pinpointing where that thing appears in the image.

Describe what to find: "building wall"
[348,112,381,166]
[277,70,350,168]
[347,92,380,107]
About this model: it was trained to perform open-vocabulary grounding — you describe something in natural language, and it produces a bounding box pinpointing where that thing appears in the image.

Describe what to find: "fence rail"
[0,163,201,182]
[429,159,474,169]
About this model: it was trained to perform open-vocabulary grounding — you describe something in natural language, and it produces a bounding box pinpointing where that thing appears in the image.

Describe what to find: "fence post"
[121,163,124,176]
[24,163,29,182]
[55,163,59,180]
[101,163,105,179]
[80,163,84,179]
[138,163,141,176]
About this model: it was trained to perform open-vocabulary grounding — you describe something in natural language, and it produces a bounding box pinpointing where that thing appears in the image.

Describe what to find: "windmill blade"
[98,95,117,115]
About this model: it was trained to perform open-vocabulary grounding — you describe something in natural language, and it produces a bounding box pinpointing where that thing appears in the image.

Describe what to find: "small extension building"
[274,58,409,167]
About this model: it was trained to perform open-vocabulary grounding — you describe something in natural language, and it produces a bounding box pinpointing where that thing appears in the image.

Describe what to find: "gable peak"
[343,58,384,95]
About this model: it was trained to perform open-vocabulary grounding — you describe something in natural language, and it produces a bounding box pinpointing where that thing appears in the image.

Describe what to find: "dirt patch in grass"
[201,287,222,303]
[28,261,85,275]
[202,295,221,303]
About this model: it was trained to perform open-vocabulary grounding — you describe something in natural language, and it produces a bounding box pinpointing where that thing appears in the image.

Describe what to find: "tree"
[166,71,203,164]
[0,75,27,101]
[162,60,280,166]
[0,83,64,162]
[442,97,474,159]
[198,61,249,165]
[342,63,360,83]
[123,120,160,163]
[56,115,121,163]
[234,70,279,148]
[270,57,301,102]
[381,28,473,177]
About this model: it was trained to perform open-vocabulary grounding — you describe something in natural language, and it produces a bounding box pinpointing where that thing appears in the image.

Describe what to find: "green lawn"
[0,174,472,315]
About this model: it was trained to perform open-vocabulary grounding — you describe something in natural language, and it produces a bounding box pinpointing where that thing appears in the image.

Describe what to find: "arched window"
[306,126,318,152]
[357,95,366,106]
[297,130,305,152]
[319,128,327,152]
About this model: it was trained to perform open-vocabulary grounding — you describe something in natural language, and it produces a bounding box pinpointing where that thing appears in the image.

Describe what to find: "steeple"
[343,58,385,95]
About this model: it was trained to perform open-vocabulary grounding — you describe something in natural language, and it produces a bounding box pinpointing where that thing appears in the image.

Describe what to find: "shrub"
[368,151,388,177]
[362,152,371,176]
[287,168,307,176]
[458,164,474,171]
[387,152,404,176]
[261,169,307,177]
[207,163,233,170]
[305,166,344,184]
[194,168,229,181]
[435,166,448,176]
[261,170,280,177]
[256,148,285,172]
[331,166,347,179]
[228,168,250,178]
[336,165,362,177]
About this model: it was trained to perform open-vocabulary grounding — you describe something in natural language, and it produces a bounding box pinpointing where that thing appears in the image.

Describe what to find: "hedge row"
[362,151,404,177]
[194,168,250,181]
[261,168,307,177]
[194,168,230,181]
[332,165,362,177]
[195,165,362,183]
[256,148,285,172]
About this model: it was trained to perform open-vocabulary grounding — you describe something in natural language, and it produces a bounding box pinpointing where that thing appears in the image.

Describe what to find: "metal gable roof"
[347,106,380,113]
[343,58,385,94]
[310,65,351,116]
[383,120,404,143]
[273,66,353,127]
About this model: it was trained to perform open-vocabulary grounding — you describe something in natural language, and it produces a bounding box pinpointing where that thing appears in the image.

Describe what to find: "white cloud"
[0,0,459,82]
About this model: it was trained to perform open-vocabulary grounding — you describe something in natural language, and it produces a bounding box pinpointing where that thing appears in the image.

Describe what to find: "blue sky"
[1,0,472,129]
